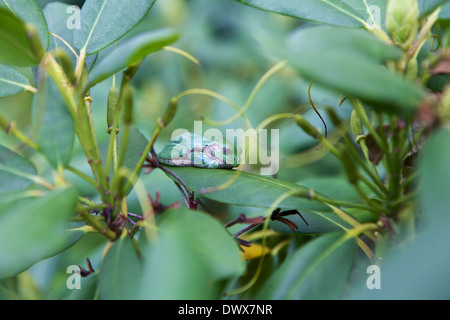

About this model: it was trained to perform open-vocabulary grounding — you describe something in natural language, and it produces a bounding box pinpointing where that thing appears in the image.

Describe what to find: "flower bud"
[25,23,44,63]
[386,0,419,49]
[107,86,119,134]
[295,114,320,139]
[326,106,342,127]
[52,49,75,84]
[338,144,359,185]
[122,85,133,126]
[350,109,365,143]
[161,97,178,127]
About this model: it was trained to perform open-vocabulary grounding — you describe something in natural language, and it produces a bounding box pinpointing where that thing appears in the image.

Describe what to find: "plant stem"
[349,97,386,154]
[78,205,116,240]
[42,53,112,205]
[344,134,388,195]
[66,165,97,187]
[0,117,40,151]
[123,121,163,192]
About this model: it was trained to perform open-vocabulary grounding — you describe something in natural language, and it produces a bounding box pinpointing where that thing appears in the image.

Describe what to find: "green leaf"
[0,145,37,193]
[135,208,244,299]
[419,0,449,17]
[88,29,179,88]
[440,1,450,19]
[299,176,369,202]
[419,129,450,225]
[0,187,82,279]
[350,217,450,299]
[256,232,356,299]
[98,235,142,300]
[73,0,156,55]
[0,190,42,218]
[288,26,425,115]
[163,166,330,212]
[0,64,31,97]
[0,8,39,66]
[33,75,74,168]
[66,273,99,300]
[237,0,387,28]
[347,129,450,299]
[0,0,49,52]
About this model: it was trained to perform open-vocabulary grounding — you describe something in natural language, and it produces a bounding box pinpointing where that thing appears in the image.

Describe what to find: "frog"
[157,132,240,169]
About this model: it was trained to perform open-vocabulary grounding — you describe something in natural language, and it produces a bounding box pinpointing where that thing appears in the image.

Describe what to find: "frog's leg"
[225,214,265,248]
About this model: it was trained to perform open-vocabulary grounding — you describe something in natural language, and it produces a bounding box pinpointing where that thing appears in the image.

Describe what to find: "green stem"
[123,121,163,192]
[359,174,385,198]
[354,182,385,212]
[312,192,382,214]
[67,165,97,187]
[408,7,441,63]
[78,205,116,240]
[344,134,388,195]
[78,196,106,210]
[42,53,112,204]
[349,98,386,154]
[0,116,40,151]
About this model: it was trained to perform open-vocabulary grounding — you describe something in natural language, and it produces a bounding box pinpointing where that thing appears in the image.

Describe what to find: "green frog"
[157,132,240,169]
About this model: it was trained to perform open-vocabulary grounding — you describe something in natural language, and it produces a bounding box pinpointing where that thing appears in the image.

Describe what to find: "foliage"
[0,0,449,300]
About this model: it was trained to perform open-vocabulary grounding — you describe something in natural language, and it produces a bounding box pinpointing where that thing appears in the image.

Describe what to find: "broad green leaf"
[0,0,49,52]
[439,1,450,19]
[299,176,369,202]
[288,26,425,114]
[137,232,214,299]
[419,0,449,17]
[33,75,74,168]
[156,208,245,279]
[73,0,156,55]
[88,29,179,88]
[135,208,244,299]
[419,129,450,226]
[347,129,450,299]
[163,166,330,212]
[98,235,142,300]
[66,273,99,300]
[0,187,82,279]
[347,216,450,299]
[0,145,37,193]
[0,64,31,97]
[256,232,356,299]
[238,0,387,28]
[0,8,39,66]
[0,190,42,217]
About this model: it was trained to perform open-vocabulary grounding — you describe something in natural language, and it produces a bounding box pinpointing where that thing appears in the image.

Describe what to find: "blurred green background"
[0,0,356,299]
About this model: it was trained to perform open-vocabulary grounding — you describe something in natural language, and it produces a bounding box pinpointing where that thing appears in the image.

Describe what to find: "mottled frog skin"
[157,132,240,169]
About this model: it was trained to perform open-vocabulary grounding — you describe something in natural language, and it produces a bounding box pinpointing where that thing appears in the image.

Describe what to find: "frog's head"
[208,140,241,169]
